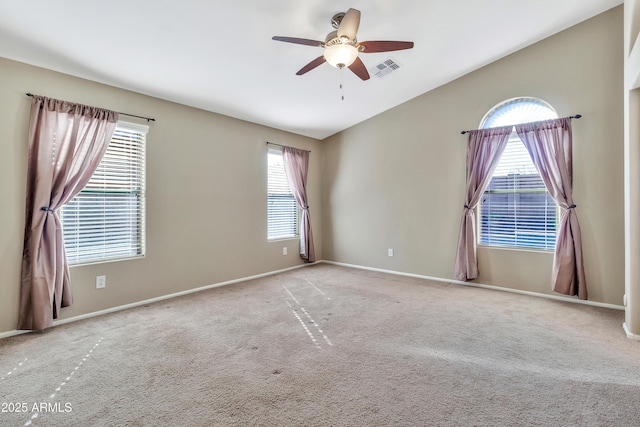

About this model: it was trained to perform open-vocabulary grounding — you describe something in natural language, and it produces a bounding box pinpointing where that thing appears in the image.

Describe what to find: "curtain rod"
[266,141,311,152]
[26,93,156,122]
[460,114,582,135]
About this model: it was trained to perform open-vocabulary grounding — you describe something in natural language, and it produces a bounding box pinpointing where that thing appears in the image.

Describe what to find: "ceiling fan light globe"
[323,44,358,68]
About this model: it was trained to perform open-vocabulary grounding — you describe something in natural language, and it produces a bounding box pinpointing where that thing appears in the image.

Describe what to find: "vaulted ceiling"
[0,0,622,139]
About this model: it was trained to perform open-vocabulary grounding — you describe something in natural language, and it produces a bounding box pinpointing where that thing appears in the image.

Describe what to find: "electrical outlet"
[96,275,106,289]
[283,247,288,255]
[388,248,394,257]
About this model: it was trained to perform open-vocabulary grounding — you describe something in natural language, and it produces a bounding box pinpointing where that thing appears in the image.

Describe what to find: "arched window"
[479,97,558,250]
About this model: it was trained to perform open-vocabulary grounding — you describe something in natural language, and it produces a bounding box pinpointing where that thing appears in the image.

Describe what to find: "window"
[267,147,298,240]
[479,98,558,250]
[61,121,147,264]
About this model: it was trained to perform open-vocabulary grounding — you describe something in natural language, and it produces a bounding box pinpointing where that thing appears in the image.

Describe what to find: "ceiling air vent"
[369,58,401,79]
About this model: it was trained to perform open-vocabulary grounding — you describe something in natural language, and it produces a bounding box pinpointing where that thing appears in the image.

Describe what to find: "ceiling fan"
[272,8,414,81]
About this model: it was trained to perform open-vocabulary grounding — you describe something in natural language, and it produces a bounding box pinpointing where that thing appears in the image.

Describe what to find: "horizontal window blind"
[479,136,557,250]
[268,149,298,240]
[62,121,147,264]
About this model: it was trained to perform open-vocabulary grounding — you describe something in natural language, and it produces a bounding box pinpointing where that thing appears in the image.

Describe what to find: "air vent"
[369,58,401,79]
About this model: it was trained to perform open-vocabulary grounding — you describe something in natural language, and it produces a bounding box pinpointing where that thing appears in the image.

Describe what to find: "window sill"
[477,244,554,255]
[268,236,299,243]
[68,255,145,268]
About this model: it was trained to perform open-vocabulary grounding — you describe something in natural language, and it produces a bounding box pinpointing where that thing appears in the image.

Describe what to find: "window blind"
[61,121,147,264]
[479,135,557,250]
[267,149,298,240]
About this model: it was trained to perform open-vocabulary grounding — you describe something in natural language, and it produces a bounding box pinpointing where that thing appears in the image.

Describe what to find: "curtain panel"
[454,126,513,281]
[282,146,316,263]
[515,118,587,299]
[18,95,119,330]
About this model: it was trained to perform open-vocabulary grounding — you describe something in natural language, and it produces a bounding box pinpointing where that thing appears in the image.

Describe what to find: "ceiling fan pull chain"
[340,66,345,101]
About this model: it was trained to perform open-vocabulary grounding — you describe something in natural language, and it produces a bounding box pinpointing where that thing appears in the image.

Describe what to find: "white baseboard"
[1,260,625,340]
[0,329,30,340]
[0,262,316,340]
[320,260,625,311]
[623,323,640,341]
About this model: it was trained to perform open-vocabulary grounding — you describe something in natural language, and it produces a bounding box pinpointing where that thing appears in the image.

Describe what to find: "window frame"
[477,97,559,252]
[61,120,147,266]
[267,146,300,241]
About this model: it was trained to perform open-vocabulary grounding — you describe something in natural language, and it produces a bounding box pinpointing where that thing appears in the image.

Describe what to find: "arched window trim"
[480,96,558,129]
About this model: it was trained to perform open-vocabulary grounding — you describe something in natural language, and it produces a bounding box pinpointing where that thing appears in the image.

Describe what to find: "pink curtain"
[19,96,118,330]
[454,126,513,281]
[515,118,587,299]
[282,146,315,263]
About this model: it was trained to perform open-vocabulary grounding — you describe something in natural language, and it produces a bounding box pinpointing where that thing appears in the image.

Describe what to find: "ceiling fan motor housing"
[325,31,354,46]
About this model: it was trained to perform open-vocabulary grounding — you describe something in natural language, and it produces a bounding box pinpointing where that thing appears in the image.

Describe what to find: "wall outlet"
[96,275,106,289]
[283,247,288,255]
[388,248,394,257]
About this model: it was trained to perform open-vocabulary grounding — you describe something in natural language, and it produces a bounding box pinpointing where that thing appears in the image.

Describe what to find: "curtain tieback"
[464,205,471,210]
[41,207,56,213]
[568,204,576,209]
[302,205,310,211]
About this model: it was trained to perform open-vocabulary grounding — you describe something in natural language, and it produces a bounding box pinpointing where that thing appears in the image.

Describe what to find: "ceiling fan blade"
[348,57,370,81]
[296,56,327,75]
[358,41,414,53]
[272,36,323,47]
[337,8,361,41]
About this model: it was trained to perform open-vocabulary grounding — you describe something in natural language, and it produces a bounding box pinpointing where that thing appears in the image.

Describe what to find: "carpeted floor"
[1,264,639,426]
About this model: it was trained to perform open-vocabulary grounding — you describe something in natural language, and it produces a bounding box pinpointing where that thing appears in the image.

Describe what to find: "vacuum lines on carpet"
[283,278,333,349]
[3,336,104,426]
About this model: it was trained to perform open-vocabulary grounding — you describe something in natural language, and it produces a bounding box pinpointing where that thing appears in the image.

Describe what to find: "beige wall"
[0,58,322,334]
[322,7,624,305]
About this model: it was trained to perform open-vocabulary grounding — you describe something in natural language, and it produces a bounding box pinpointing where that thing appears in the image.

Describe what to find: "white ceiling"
[0,0,622,140]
